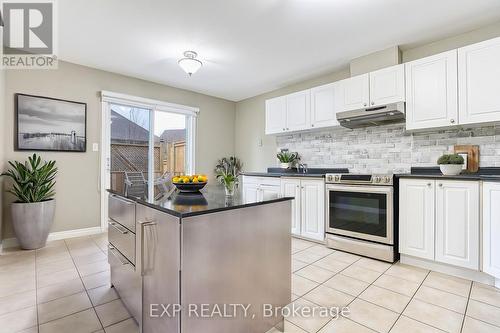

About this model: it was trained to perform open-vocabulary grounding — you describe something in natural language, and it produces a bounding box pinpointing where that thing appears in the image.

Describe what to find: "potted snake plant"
[1,154,57,249]
[277,151,300,169]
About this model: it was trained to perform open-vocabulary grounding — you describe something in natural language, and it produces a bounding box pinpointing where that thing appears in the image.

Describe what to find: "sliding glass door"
[101,93,197,228]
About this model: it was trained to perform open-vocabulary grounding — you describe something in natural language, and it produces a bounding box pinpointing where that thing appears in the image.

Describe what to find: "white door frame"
[99,91,199,230]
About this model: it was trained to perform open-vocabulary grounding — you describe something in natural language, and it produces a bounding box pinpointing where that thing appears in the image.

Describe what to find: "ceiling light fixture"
[178,51,203,76]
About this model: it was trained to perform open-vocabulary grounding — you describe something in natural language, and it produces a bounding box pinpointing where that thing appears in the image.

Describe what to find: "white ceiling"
[59,0,500,101]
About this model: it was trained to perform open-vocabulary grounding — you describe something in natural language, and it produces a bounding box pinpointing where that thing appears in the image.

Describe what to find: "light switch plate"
[92,143,99,152]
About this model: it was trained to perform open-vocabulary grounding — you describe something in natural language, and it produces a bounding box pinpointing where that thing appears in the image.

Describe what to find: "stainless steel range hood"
[337,102,405,129]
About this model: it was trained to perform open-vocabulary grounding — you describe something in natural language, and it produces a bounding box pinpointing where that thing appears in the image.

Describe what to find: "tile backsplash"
[275,124,500,174]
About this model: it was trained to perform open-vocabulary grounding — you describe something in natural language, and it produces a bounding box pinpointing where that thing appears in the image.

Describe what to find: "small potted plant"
[437,153,464,176]
[1,154,57,249]
[215,156,242,196]
[277,151,299,169]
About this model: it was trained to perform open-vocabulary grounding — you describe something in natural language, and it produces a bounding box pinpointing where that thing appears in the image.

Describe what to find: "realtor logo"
[1,0,57,69]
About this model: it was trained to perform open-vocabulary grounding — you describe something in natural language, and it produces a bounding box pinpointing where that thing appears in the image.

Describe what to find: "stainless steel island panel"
[136,203,181,333]
[180,200,292,333]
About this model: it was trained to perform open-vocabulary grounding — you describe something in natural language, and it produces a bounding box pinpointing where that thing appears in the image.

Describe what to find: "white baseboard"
[0,226,104,250]
[401,254,496,286]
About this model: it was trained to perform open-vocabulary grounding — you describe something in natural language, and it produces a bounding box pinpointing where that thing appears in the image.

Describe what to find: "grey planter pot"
[11,200,55,250]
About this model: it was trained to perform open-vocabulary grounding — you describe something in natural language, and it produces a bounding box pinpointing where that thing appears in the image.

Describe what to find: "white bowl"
[440,164,463,176]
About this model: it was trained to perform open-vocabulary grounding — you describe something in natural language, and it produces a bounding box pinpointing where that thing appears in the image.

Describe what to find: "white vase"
[440,164,463,176]
[280,162,291,169]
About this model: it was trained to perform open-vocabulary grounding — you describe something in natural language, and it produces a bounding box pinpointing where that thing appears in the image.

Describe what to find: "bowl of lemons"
[172,174,208,193]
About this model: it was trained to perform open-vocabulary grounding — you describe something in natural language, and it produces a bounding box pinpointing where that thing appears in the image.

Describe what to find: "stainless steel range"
[325,174,397,262]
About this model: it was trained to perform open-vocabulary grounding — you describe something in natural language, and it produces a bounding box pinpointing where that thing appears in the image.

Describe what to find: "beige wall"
[235,21,500,172]
[2,61,235,240]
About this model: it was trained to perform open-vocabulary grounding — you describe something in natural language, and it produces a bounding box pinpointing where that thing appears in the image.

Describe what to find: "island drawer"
[109,194,136,233]
[109,220,136,265]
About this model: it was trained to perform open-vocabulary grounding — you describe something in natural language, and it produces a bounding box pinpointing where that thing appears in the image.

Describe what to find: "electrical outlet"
[258,138,263,147]
[92,143,99,152]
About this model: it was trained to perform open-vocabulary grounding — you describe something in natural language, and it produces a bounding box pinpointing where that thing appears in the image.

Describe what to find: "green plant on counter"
[437,154,464,165]
[1,154,58,203]
[276,151,300,163]
[215,156,242,182]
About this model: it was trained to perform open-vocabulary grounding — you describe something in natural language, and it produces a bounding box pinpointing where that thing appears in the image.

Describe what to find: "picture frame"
[15,93,87,152]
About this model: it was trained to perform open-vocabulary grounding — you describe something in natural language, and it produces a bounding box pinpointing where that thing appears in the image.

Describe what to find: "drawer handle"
[109,221,129,234]
[108,245,129,266]
[139,219,157,276]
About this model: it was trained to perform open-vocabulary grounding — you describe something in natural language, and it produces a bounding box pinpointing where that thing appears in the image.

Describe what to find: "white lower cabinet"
[483,182,500,280]
[399,178,480,270]
[435,180,479,270]
[281,178,324,241]
[281,179,301,236]
[241,176,281,204]
[399,179,435,260]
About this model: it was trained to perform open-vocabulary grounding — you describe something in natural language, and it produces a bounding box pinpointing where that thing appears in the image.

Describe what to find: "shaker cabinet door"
[405,50,458,130]
[399,179,435,260]
[458,36,500,125]
[483,182,500,279]
[265,96,287,134]
[369,64,405,106]
[311,83,338,129]
[300,179,325,241]
[335,74,370,112]
[281,178,302,236]
[435,180,479,270]
[286,90,311,131]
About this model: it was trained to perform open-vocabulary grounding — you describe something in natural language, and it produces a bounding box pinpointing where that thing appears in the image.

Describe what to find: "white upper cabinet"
[483,182,500,280]
[458,36,500,125]
[369,64,405,107]
[286,90,311,131]
[335,73,370,112]
[399,179,435,260]
[435,180,479,270]
[405,50,458,131]
[265,96,286,135]
[310,83,338,129]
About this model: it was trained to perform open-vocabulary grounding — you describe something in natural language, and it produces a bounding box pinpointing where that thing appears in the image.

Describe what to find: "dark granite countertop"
[396,167,500,181]
[108,186,293,218]
[241,167,349,178]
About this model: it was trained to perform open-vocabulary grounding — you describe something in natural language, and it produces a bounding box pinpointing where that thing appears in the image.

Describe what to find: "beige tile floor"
[1,235,500,333]
[0,233,138,333]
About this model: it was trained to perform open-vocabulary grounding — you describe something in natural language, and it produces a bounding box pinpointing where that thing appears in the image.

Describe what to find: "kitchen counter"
[241,167,349,178]
[396,167,500,181]
[108,185,293,218]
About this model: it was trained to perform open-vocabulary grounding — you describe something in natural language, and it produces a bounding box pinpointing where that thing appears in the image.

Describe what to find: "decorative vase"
[440,164,463,176]
[11,200,55,250]
[224,182,236,197]
[280,162,291,169]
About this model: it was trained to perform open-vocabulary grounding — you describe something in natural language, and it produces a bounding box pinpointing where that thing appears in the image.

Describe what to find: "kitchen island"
[107,186,292,333]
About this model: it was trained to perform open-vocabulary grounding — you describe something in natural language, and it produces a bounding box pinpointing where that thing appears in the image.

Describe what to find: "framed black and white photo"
[16,94,87,152]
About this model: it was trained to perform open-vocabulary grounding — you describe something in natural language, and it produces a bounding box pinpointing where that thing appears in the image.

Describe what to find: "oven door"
[326,184,393,245]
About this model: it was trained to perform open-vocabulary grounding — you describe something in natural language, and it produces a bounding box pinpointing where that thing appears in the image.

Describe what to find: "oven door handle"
[325,184,393,194]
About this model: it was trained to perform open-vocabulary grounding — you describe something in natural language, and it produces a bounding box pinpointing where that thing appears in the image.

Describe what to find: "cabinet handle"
[450,119,455,124]
[371,101,375,105]
[282,128,285,131]
[311,124,314,127]
[427,183,432,187]
[286,128,289,130]
[108,221,128,234]
[363,103,367,107]
[439,183,443,187]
